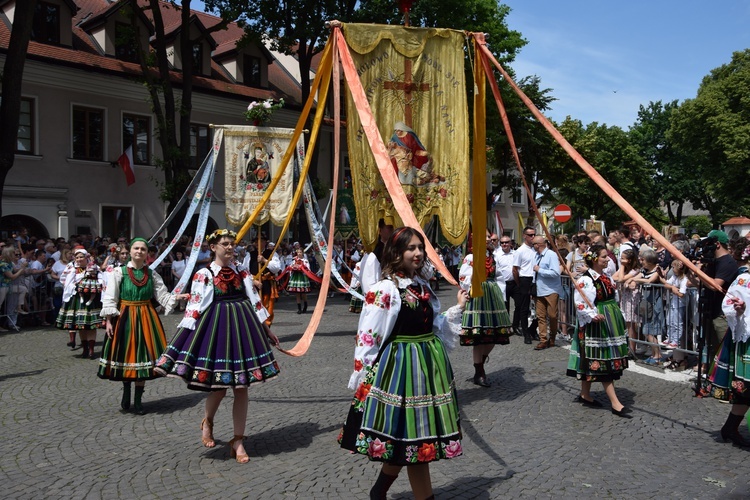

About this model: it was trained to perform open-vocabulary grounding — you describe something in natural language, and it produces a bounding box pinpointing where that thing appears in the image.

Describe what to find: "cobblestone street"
[1,287,748,499]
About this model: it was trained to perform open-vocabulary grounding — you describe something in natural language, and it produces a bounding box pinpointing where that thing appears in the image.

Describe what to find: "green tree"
[488,75,561,208]
[629,100,696,225]
[0,0,38,219]
[552,118,661,231]
[682,215,712,236]
[122,0,240,226]
[669,49,750,222]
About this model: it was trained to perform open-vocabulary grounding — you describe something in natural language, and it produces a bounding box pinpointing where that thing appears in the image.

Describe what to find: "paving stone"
[0,289,748,498]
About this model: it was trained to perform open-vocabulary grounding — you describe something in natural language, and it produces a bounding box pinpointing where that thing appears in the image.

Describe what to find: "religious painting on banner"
[342,23,469,250]
[224,125,296,227]
[336,187,358,235]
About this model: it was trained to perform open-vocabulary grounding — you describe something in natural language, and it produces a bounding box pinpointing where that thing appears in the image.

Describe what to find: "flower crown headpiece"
[583,250,597,263]
[742,245,750,262]
[206,229,237,244]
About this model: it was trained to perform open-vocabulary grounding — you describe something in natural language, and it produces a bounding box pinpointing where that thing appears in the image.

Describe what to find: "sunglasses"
[525,233,535,237]
[500,241,511,244]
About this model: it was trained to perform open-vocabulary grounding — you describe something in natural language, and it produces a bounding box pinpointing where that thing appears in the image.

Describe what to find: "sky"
[191,0,750,129]
[503,0,750,128]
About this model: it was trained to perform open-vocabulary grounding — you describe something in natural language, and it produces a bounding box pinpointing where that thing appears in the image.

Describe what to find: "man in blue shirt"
[532,236,563,350]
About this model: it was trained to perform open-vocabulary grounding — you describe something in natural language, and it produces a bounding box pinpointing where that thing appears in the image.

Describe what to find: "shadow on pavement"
[0,368,46,382]
[249,421,340,457]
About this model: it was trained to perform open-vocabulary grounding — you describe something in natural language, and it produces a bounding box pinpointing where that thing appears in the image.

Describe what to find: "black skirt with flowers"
[154,276,279,391]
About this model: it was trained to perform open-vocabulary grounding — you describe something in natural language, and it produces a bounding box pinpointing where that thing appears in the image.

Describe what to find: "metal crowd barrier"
[556,276,701,358]
[0,273,56,330]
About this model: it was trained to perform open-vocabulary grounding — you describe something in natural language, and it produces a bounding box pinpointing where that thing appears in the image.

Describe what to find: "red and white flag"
[117,146,135,186]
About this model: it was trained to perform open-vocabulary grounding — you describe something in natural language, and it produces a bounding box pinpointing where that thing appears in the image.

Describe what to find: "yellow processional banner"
[224,125,295,226]
[342,23,469,249]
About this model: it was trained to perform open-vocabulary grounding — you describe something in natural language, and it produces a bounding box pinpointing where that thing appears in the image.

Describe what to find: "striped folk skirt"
[154,293,279,391]
[567,299,629,382]
[55,292,104,330]
[460,280,512,346]
[287,270,311,293]
[706,334,750,404]
[97,300,167,381]
[349,286,363,313]
[339,333,463,465]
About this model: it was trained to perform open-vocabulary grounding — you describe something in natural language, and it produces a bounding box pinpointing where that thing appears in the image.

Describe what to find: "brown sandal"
[229,435,249,463]
[200,418,215,448]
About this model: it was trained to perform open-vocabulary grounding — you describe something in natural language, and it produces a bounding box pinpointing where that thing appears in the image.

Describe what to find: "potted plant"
[245,98,284,126]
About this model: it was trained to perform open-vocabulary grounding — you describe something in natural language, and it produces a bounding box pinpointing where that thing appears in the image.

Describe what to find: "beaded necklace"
[127,266,149,287]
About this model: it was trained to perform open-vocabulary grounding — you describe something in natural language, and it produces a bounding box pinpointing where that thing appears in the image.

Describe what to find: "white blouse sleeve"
[348,279,401,390]
[458,254,473,292]
[574,274,598,326]
[177,269,214,330]
[724,273,750,343]
[100,267,123,317]
[152,270,177,313]
[427,279,462,351]
[266,253,282,274]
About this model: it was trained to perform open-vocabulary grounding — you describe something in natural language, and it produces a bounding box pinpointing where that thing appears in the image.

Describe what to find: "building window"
[72,106,104,161]
[244,55,261,87]
[115,23,139,63]
[192,44,203,74]
[511,186,523,205]
[190,124,210,168]
[16,97,35,154]
[101,206,133,241]
[123,113,151,165]
[31,1,61,44]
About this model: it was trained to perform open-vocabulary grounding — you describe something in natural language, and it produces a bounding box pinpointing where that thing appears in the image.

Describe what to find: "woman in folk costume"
[339,227,468,500]
[55,247,104,359]
[287,247,311,314]
[458,231,512,387]
[705,245,750,447]
[97,238,181,415]
[155,229,280,463]
[567,245,631,418]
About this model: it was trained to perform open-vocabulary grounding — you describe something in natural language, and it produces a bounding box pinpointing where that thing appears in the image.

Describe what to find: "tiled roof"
[0,0,302,105]
[723,216,750,226]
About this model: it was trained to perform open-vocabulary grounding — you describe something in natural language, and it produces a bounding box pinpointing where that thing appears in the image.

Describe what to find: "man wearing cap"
[702,229,739,364]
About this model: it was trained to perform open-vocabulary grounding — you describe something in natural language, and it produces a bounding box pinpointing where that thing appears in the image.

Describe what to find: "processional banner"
[342,23,469,249]
[224,125,296,226]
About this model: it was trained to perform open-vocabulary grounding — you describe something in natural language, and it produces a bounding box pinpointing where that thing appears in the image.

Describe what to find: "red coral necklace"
[127,267,149,287]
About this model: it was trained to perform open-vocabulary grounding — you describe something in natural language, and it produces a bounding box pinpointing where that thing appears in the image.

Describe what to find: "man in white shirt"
[512,227,538,344]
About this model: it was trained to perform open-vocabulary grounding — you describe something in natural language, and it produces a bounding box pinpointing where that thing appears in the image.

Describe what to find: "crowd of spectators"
[3,223,749,370]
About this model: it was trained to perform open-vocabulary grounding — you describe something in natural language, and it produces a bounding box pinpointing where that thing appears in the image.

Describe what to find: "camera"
[691,236,717,264]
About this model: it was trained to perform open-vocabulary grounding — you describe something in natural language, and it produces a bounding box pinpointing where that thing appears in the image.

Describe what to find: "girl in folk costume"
[458,231,512,387]
[55,247,105,359]
[97,238,182,415]
[155,229,280,463]
[287,247,311,314]
[567,245,631,417]
[339,227,468,500]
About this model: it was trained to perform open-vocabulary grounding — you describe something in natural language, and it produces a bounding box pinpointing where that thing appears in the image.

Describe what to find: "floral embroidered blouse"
[458,252,495,292]
[348,274,463,389]
[176,261,268,330]
[290,256,310,272]
[61,262,104,304]
[724,272,750,343]
[574,269,616,326]
[100,261,175,317]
